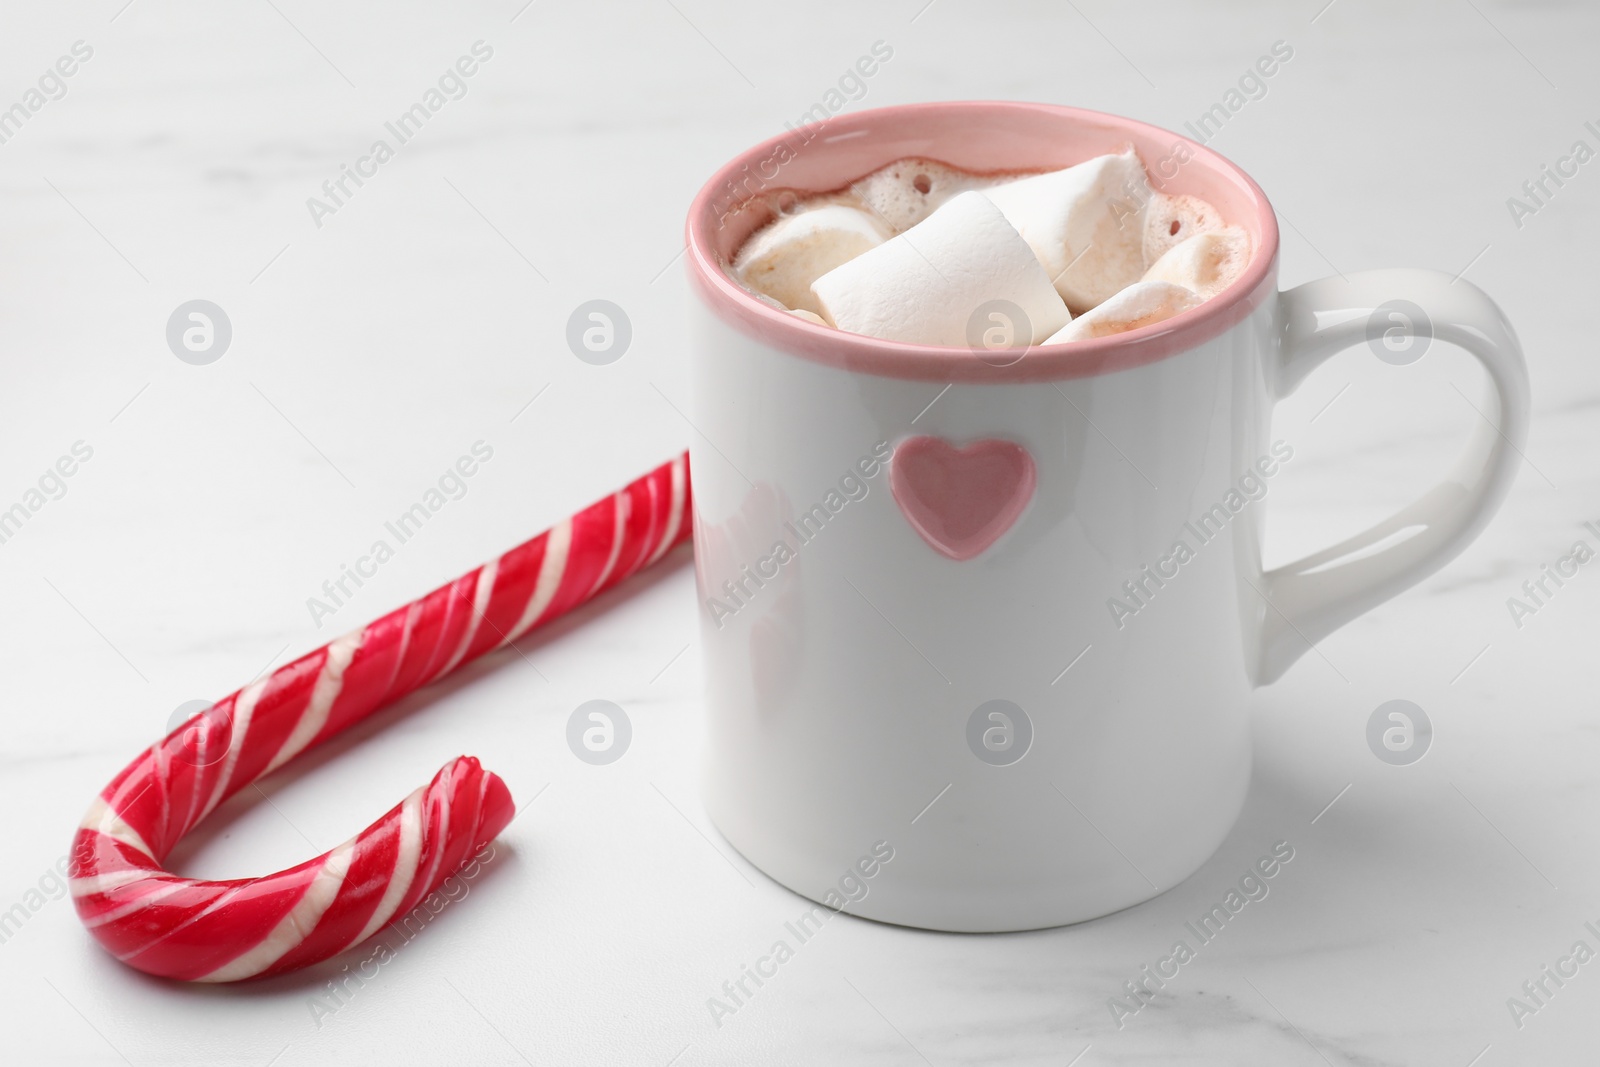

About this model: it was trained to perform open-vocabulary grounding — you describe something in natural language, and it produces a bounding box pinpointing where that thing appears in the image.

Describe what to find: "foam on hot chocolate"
[848,158,1007,232]
[727,148,1251,348]
[1143,193,1227,265]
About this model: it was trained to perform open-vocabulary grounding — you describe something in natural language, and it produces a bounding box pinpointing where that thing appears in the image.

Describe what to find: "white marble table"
[2,0,1597,1062]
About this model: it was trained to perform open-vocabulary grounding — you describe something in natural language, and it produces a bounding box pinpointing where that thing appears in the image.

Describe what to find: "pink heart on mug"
[889,436,1036,561]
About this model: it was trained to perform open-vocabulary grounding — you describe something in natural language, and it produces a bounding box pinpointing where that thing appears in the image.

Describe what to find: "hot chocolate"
[727,149,1252,349]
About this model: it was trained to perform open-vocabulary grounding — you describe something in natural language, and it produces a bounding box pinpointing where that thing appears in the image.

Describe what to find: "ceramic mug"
[683,101,1529,931]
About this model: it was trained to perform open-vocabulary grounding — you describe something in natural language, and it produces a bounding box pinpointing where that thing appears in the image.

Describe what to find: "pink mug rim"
[684,100,1280,383]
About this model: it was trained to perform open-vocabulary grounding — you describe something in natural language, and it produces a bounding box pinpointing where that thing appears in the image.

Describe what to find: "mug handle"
[1256,268,1531,684]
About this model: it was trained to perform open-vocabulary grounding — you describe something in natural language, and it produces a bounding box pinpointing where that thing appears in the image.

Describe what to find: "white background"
[1,0,1596,1063]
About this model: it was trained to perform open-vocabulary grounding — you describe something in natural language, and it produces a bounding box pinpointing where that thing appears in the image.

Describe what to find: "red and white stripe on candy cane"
[69,453,691,982]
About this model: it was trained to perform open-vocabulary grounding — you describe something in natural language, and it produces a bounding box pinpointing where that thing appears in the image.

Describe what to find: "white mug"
[684,101,1529,931]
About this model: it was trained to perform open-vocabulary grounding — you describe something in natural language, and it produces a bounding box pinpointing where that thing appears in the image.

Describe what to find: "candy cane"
[69,453,691,982]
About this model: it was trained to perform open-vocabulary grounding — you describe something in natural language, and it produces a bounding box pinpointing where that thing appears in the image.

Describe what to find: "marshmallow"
[811,191,1070,347]
[1142,193,1225,266]
[1142,226,1252,300]
[734,203,890,315]
[982,150,1152,314]
[750,290,827,325]
[1043,281,1198,343]
[850,158,1002,233]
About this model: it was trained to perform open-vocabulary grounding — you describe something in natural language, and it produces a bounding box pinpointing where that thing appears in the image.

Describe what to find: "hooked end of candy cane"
[68,756,516,983]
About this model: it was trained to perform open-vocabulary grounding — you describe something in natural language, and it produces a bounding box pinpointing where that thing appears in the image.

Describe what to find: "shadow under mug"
[683,101,1529,931]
